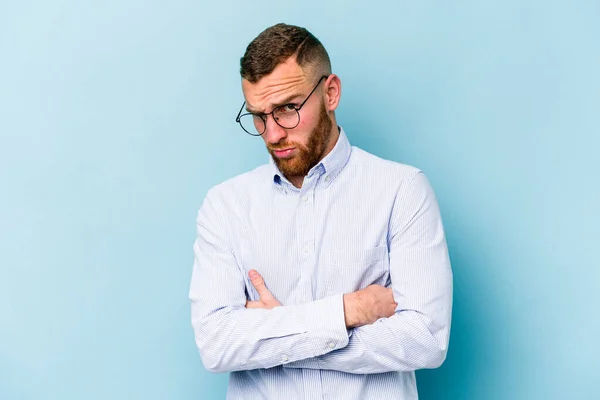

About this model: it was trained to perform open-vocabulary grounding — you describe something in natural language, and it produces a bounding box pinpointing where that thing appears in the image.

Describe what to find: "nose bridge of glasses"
[238,104,300,136]
[265,107,296,127]
[264,110,286,134]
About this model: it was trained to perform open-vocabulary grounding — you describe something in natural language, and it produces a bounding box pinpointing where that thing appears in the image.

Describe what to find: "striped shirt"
[190,126,453,400]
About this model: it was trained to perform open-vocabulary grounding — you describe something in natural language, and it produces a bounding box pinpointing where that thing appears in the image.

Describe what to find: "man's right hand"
[343,285,397,328]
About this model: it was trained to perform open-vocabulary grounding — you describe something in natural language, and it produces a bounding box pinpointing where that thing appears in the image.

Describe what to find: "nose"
[263,114,288,145]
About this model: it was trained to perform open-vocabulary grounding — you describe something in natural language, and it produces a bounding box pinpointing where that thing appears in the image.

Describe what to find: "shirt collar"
[269,126,352,189]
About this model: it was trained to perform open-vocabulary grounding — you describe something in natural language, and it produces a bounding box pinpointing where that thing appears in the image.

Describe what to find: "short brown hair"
[240,23,331,83]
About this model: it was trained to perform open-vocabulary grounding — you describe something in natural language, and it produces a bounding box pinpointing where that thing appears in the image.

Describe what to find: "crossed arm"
[190,172,453,374]
[245,269,396,329]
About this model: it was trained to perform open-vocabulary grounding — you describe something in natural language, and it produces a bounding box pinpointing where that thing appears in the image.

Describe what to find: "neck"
[289,176,304,189]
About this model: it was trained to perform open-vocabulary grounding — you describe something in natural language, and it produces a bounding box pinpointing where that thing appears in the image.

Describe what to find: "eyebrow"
[246,93,304,114]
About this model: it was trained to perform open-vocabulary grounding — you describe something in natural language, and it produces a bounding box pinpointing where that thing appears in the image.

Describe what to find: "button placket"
[297,185,315,304]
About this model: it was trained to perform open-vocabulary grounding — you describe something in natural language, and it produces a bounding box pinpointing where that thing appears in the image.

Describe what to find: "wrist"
[343,291,360,328]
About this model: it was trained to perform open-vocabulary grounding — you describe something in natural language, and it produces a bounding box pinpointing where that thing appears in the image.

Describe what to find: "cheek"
[296,109,320,132]
[290,119,315,147]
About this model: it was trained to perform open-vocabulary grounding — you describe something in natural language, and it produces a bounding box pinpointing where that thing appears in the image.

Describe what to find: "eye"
[280,104,298,113]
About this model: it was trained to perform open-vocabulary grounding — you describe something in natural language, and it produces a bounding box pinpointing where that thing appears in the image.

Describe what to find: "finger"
[248,269,275,300]
[387,301,398,317]
[387,288,396,300]
[245,300,265,309]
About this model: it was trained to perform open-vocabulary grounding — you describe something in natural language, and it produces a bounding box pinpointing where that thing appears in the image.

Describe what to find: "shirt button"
[325,176,331,182]
[303,246,310,253]
[328,342,335,349]
[281,355,289,362]
[303,195,309,202]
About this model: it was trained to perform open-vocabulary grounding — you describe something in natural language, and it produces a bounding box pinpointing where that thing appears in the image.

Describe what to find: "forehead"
[242,58,312,112]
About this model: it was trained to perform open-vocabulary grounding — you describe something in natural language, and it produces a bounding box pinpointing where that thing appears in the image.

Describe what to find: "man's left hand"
[245,269,282,309]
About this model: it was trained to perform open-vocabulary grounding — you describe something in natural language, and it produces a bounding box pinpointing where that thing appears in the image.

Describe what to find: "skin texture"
[241,57,397,327]
[241,57,341,188]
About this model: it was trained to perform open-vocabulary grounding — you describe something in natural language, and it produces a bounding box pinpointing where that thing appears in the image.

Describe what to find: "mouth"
[272,148,296,159]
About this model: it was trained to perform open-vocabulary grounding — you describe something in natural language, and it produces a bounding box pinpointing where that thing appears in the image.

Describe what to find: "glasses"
[235,75,329,136]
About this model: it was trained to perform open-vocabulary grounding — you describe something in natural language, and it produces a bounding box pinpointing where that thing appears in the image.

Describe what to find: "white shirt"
[190,126,453,399]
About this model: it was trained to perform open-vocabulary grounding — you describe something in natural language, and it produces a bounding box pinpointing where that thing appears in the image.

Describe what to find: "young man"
[190,23,453,400]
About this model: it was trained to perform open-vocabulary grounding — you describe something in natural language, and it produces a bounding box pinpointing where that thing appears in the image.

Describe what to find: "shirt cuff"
[283,294,350,369]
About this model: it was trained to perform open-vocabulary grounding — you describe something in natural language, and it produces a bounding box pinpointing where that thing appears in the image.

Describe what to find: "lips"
[273,148,296,158]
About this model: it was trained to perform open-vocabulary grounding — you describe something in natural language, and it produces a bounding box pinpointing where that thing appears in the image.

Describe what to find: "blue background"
[1,1,598,399]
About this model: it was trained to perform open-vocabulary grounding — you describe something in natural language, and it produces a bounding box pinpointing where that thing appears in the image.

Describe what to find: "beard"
[267,104,334,181]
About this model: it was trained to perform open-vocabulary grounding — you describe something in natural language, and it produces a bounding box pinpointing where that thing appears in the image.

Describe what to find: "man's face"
[241,58,335,181]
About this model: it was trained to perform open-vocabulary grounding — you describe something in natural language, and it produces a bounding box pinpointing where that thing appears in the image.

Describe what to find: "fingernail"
[249,270,258,279]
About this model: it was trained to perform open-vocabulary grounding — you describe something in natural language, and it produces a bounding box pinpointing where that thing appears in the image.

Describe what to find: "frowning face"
[241,57,341,186]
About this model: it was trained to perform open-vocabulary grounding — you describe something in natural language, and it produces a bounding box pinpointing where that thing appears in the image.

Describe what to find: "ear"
[323,74,342,112]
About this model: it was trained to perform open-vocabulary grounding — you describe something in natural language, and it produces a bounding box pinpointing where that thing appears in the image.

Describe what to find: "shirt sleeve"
[189,188,350,373]
[283,171,453,374]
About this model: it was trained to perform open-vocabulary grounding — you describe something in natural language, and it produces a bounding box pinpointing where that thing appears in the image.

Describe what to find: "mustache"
[268,142,299,151]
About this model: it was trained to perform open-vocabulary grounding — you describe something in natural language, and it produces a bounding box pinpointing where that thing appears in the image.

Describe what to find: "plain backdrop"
[1,1,599,399]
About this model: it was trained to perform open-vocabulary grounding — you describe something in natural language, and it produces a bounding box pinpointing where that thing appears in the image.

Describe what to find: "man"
[190,23,453,400]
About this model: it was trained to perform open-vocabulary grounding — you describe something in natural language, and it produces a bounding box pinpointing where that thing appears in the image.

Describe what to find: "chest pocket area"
[321,245,390,295]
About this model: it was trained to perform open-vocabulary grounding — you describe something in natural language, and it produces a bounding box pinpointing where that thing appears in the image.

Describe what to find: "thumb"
[249,269,275,300]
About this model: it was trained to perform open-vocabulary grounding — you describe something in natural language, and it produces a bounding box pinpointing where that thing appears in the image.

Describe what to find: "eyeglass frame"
[235,74,330,136]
